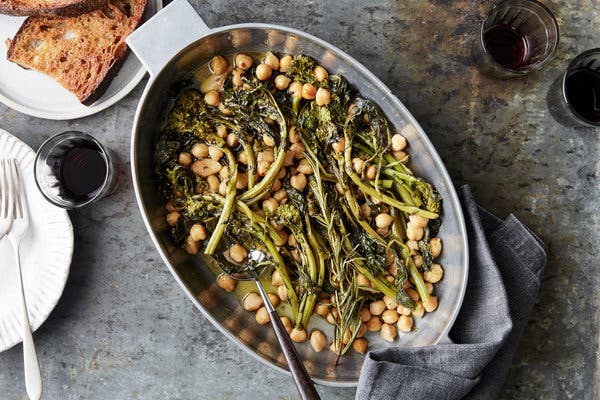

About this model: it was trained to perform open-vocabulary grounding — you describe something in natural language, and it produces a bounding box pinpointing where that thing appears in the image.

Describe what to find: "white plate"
[0,128,73,352]
[0,0,162,120]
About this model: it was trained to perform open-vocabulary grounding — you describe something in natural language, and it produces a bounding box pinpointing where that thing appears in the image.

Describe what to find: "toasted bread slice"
[7,0,147,105]
[0,0,107,17]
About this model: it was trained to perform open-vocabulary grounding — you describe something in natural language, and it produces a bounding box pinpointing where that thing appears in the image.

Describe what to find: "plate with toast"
[0,0,162,120]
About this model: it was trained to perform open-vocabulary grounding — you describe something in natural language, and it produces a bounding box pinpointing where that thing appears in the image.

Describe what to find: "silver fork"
[0,159,14,240]
[5,159,42,400]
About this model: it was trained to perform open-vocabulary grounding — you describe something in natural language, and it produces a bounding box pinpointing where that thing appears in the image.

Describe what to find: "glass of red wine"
[474,0,558,78]
[34,131,118,209]
[547,49,600,127]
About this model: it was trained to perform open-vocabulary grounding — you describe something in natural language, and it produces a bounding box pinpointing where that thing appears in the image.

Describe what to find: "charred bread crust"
[0,0,108,17]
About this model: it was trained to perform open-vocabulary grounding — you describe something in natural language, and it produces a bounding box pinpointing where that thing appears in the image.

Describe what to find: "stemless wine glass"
[547,49,600,127]
[474,0,559,78]
[34,131,119,209]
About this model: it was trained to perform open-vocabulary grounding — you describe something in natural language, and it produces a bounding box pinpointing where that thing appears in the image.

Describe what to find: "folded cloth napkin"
[356,185,546,400]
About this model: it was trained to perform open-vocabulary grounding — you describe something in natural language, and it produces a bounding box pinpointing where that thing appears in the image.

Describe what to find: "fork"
[0,160,14,241]
[4,159,42,400]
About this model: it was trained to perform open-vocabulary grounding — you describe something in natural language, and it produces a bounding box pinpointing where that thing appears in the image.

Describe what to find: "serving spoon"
[221,249,321,400]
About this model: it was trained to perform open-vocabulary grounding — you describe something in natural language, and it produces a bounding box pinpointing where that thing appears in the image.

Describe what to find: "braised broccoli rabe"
[155,51,445,359]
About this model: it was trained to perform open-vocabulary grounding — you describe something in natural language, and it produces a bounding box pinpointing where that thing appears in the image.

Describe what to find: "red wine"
[483,24,531,70]
[58,146,107,199]
[565,68,600,124]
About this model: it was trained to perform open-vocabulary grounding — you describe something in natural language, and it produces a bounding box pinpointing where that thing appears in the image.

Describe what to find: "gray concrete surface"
[1,0,599,399]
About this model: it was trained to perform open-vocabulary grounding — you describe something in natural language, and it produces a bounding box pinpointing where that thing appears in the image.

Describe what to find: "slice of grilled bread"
[0,0,107,17]
[6,0,147,105]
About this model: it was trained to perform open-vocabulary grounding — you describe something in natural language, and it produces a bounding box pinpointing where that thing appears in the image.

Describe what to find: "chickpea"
[384,274,395,283]
[310,330,327,352]
[217,273,237,292]
[229,243,248,263]
[273,189,288,203]
[359,307,371,322]
[255,306,270,325]
[365,165,377,180]
[313,65,328,82]
[257,150,275,163]
[236,173,248,189]
[423,296,439,312]
[388,262,398,276]
[288,126,301,144]
[216,125,228,139]
[191,143,209,158]
[352,157,365,174]
[425,282,434,294]
[274,229,288,247]
[178,152,192,166]
[219,166,230,180]
[271,270,283,286]
[382,309,399,324]
[353,338,368,354]
[262,198,279,214]
[332,138,345,154]
[235,53,253,70]
[366,316,382,332]
[301,83,317,100]
[335,182,345,195]
[377,226,390,237]
[315,87,331,106]
[237,150,248,165]
[226,133,238,148]
[208,145,224,161]
[166,211,181,227]
[274,74,291,90]
[424,264,444,283]
[290,142,306,158]
[393,150,408,162]
[287,233,297,247]
[391,133,407,151]
[192,159,222,177]
[380,323,397,342]
[413,254,424,268]
[243,292,263,311]
[263,52,280,70]
[209,55,229,75]
[356,273,371,287]
[206,175,220,193]
[190,223,207,241]
[409,214,429,228]
[297,159,313,175]
[369,300,386,316]
[290,328,307,343]
[283,150,295,166]
[359,203,372,219]
[311,302,328,317]
[383,295,398,310]
[268,292,280,308]
[257,160,270,176]
[396,304,412,316]
[397,315,414,332]
[329,341,341,354]
[406,288,420,301]
[165,201,178,212]
[255,63,273,81]
[218,180,228,196]
[288,81,303,97]
[290,249,300,261]
[328,307,339,324]
[182,236,200,254]
[219,102,233,116]
[263,134,275,147]
[356,323,368,338]
[290,173,307,191]
[406,223,424,241]
[279,54,292,72]
[406,240,419,255]
[277,285,288,301]
[232,68,244,87]
[430,237,442,258]
[281,316,293,334]
[412,301,425,318]
[204,90,220,107]
[375,213,394,229]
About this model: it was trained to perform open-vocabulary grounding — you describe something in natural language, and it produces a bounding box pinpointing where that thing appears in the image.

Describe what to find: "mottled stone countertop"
[0,0,599,399]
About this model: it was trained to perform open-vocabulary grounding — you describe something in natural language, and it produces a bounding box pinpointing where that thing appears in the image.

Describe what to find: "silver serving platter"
[127,0,468,387]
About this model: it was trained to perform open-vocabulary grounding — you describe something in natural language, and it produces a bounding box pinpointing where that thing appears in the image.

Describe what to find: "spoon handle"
[255,281,321,400]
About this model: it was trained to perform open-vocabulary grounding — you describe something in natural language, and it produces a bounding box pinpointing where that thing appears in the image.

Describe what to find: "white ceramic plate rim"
[0,0,163,120]
[0,128,74,352]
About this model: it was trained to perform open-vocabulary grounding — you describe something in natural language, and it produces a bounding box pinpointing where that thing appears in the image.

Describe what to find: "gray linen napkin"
[356,185,546,400]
